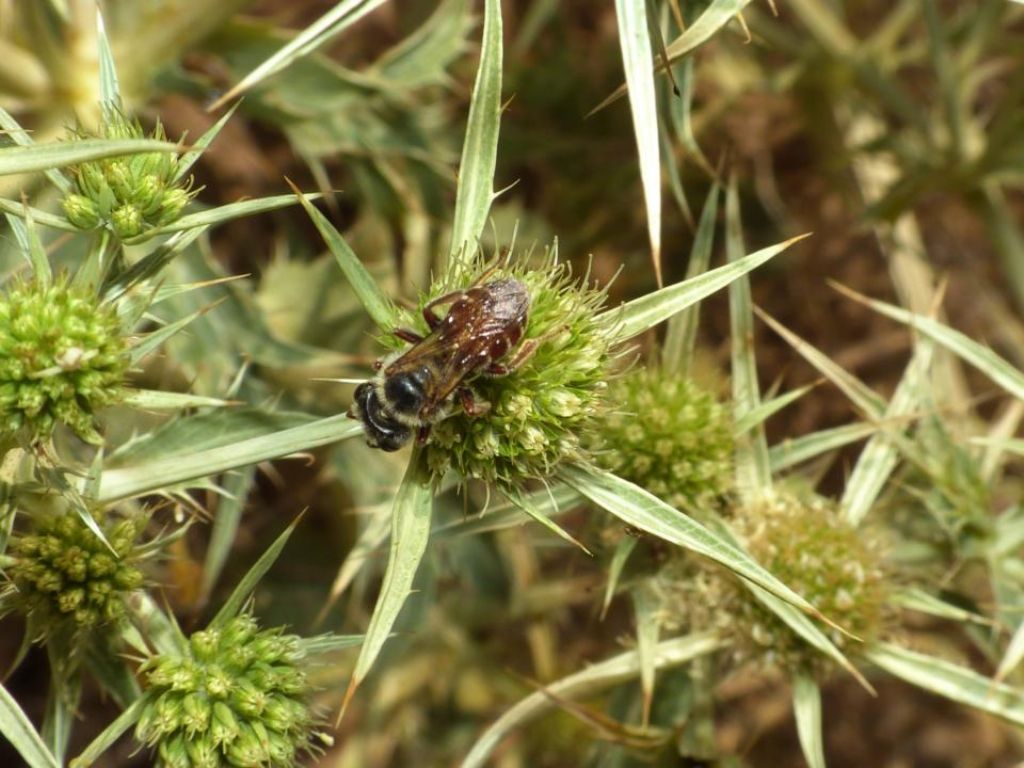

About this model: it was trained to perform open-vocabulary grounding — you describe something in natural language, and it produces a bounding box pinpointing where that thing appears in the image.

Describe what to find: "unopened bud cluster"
[591,368,733,512]
[411,255,615,487]
[0,277,129,442]
[136,614,318,768]
[4,511,144,637]
[663,492,888,676]
[62,110,195,239]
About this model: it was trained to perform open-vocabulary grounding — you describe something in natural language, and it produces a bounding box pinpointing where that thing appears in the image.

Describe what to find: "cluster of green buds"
[663,492,889,676]
[406,252,617,487]
[591,367,733,512]
[62,108,196,240]
[0,276,130,442]
[3,510,144,639]
[136,614,320,768]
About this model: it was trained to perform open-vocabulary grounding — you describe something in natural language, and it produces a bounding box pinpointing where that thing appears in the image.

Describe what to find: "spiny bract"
[136,614,319,768]
[0,276,129,442]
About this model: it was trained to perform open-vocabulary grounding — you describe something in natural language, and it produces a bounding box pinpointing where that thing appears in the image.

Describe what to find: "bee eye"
[384,371,427,415]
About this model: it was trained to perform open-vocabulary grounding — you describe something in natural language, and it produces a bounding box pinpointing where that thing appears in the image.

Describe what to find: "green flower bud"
[63,108,195,241]
[4,509,145,641]
[61,194,101,229]
[0,276,129,442]
[111,203,143,239]
[590,368,734,513]
[662,492,890,677]
[137,613,321,767]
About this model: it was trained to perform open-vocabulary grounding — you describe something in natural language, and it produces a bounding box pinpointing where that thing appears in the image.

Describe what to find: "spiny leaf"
[0,138,177,176]
[793,672,827,768]
[447,0,503,274]
[602,233,809,342]
[0,683,59,768]
[615,0,662,284]
[340,453,433,721]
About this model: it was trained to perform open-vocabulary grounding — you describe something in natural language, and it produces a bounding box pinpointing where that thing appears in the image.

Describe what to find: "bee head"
[350,382,412,451]
[383,366,430,417]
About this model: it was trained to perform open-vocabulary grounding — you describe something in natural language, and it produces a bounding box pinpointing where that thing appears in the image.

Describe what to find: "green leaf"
[0,106,70,191]
[0,682,60,768]
[460,632,723,768]
[0,198,74,232]
[129,303,214,365]
[793,672,827,768]
[997,618,1024,682]
[446,0,503,274]
[433,485,580,539]
[98,414,362,502]
[69,697,148,768]
[632,587,660,727]
[889,588,993,627]
[341,453,433,717]
[95,9,120,104]
[293,185,397,331]
[120,389,231,410]
[727,180,770,497]
[734,383,815,437]
[558,464,826,619]
[663,183,719,374]
[602,234,808,343]
[834,283,1024,403]
[841,340,932,525]
[0,138,177,177]
[769,423,877,472]
[602,536,638,618]
[199,466,256,608]
[866,642,1024,726]
[503,485,589,552]
[135,193,321,238]
[594,0,752,112]
[208,0,391,109]
[126,593,184,657]
[5,210,50,285]
[615,0,661,284]
[210,514,304,627]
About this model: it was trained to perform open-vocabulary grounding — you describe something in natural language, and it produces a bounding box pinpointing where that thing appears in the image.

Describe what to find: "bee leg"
[459,387,492,416]
[393,327,425,344]
[486,339,541,376]
[422,289,467,329]
[416,424,432,444]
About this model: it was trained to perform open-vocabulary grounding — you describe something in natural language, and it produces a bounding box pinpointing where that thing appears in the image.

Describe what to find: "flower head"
[62,108,196,240]
[3,510,144,640]
[662,492,889,676]
[591,367,733,512]
[136,614,319,768]
[0,276,129,442]
[381,249,616,487]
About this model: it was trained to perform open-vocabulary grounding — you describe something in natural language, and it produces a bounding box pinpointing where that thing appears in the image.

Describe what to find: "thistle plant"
[409,254,617,487]
[62,108,196,240]
[136,613,320,768]
[591,366,733,512]
[2,509,144,640]
[665,492,889,677]
[0,274,130,442]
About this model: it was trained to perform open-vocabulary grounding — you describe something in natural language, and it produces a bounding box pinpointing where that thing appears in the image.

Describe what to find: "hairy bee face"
[350,382,413,452]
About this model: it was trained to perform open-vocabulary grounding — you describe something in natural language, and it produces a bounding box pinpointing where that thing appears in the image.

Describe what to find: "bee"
[350,275,540,451]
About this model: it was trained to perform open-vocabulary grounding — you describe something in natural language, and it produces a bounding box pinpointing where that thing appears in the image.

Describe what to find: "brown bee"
[350,275,539,451]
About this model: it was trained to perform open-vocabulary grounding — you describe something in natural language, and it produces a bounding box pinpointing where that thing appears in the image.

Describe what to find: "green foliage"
[0,275,129,442]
